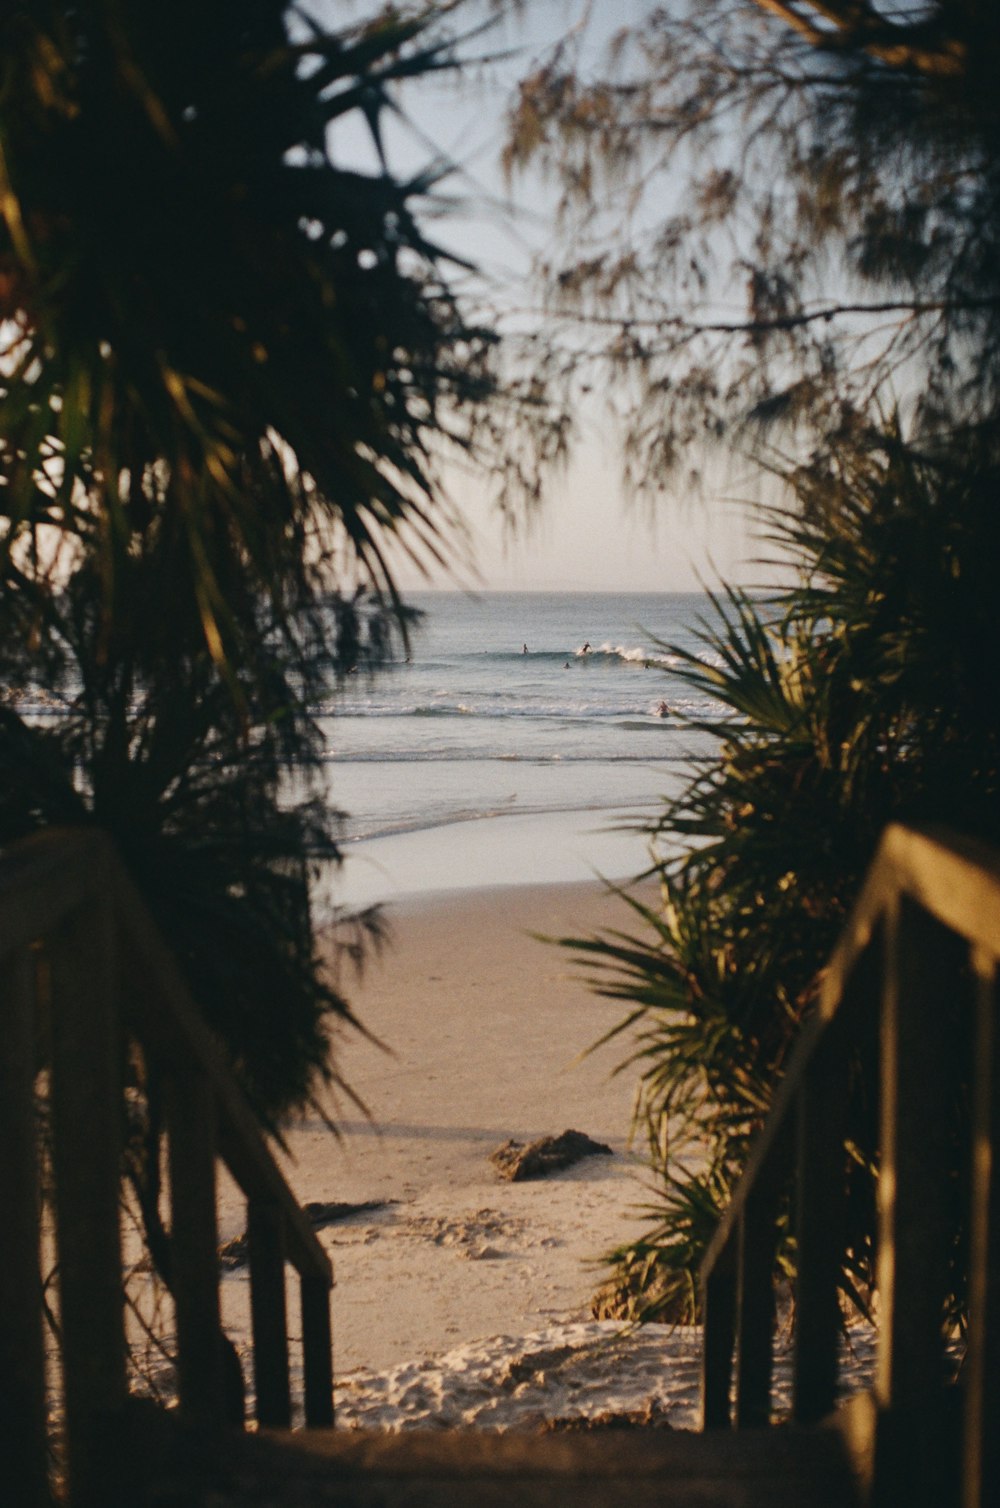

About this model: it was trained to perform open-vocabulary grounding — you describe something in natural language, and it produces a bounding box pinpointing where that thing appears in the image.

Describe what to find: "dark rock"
[489,1129,614,1182]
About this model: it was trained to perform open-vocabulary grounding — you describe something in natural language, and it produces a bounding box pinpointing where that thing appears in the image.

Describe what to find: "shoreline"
[320,805,665,913]
[336,794,658,851]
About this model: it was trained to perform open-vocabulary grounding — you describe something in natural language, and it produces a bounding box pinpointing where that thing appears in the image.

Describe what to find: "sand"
[314,882,652,1366]
[209,878,877,1430]
[208,879,682,1424]
[217,882,648,1359]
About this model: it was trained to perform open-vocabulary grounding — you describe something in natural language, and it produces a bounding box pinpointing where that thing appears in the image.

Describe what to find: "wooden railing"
[0,828,335,1508]
[699,823,1000,1507]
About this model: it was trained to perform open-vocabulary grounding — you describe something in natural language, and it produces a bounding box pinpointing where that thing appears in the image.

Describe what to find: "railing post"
[875,895,966,1506]
[48,900,128,1508]
[702,1234,738,1429]
[301,1272,334,1427]
[0,947,49,1508]
[792,1014,855,1424]
[963,949,1000,1508]
[166,1065,229,1428]
[736,1150,786,1428]
[248,1199,291,1427]
[877,897,962,1409]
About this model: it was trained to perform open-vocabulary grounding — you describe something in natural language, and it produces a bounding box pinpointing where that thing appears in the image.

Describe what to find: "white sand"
[331,1320,879,1433]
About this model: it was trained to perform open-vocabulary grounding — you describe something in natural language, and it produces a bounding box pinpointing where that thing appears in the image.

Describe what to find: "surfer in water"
[581,641,591,654]
[655,700,670,718]
[522,642,528,654]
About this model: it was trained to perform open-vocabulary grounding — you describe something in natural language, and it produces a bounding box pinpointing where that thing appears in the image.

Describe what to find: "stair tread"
[142,1425,862,1508]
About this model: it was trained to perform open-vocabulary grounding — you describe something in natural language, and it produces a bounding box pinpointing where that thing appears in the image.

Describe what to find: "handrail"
[0,827,336,1508]
[698,823,1000,1508]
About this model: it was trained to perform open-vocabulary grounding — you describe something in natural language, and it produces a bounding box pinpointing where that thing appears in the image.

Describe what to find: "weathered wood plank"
[702,1242,738,1429]
[819,824,1000,1015]
[736,1157,786,1428]
[48,896,127,1507]
[0,947,49,1508]
[0,828,329,1287]
[248,1200,292,1428]
[109,868,331,1285]
[963,951,1000,1508]
[180,1425,864,1508]
[792,1011,855,1424]
[876,897,962,1411]
[886,824,1000,960]
[301,1272,334,1427]
[166,1065,228,1427]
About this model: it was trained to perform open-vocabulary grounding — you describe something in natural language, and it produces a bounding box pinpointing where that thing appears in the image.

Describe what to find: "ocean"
[316,591,722,909]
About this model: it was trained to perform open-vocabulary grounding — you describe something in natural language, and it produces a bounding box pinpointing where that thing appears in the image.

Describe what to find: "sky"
[319,0,761,595]
[386,444,759,595]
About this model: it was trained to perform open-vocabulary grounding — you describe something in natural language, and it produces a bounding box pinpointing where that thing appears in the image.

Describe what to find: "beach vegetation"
[568,433,996,1321]
[513,2,1000,1323]
[501,0,1000,491]
[0,0,507,1126]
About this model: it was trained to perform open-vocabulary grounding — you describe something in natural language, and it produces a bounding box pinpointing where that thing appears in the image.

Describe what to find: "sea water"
[7,588,725,906]
[317,591,723,908]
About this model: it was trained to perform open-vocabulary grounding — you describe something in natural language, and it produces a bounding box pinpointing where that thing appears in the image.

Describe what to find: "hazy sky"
[386,446,759,595]
[322,0,759,594]
[467,486,752,595]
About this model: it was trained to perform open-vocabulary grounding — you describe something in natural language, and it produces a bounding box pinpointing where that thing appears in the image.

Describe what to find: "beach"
[199,592,867,1428]
[211,870,877,1430]
[214,876,672,1419]
[307,880,647,1369]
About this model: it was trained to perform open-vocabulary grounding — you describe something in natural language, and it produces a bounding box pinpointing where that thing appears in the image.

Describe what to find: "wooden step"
[137,1424,863,1508]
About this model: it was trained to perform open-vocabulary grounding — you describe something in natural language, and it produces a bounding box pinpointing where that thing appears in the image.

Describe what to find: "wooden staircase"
[1,824,997,1507]
[90,1410,867,1507]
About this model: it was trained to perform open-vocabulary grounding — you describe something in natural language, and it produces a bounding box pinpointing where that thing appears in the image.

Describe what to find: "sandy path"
[208,877,883,1430]
[218,881,649,1378]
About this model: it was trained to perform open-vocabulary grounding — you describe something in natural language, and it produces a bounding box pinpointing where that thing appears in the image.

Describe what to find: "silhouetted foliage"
[559,434,999,1321]
[0,1,503,1120]
[512,3,1000,1320]
[503,0,1000,484]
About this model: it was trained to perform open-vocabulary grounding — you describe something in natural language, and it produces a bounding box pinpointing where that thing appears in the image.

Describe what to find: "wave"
[575,641,680,668]
[467,644,681,668]
[320,748,699,766]
[316,698,723,720]
[410,704,476,718]
[340,794,665,845]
